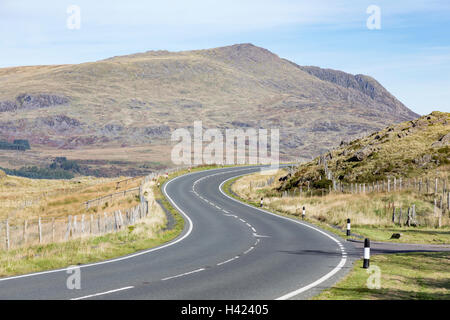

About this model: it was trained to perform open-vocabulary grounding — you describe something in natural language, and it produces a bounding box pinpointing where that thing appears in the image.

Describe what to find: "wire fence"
[255,172,450,228]
[0,165,188,251]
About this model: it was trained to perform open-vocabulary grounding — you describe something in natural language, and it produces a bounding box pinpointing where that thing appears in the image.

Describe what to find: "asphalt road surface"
[0,166,357,300]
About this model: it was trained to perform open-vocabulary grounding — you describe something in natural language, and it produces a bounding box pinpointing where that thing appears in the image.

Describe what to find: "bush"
[312,179,332,190]
[0,166,74,179]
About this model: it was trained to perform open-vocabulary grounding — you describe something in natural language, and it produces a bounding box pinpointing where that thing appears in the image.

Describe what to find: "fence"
[250,171,449,227]
[1,164,200,250]
[0,172,157,251]
[0,201,149,250]
[83,186,141,210]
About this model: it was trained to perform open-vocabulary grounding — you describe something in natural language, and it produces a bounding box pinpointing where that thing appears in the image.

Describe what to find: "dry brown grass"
[232,169,450,243]
[0,173,142,224]
[0,178,169,276]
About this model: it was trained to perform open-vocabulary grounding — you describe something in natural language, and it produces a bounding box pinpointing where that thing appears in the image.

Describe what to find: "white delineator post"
[346,218,351,236]
[302,206,306,220]
[363,238,370,269]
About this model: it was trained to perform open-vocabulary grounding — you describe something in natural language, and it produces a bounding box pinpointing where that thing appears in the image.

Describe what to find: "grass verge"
[228,171,450,244]
[0,165,229,277]
[313,252,450,300]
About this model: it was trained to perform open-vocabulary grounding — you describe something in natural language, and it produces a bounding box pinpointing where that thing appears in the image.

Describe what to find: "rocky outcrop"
[0,93,69,112]
[432,133,450,147]
[0,100,17,112]
[349,145,375,162]
[298,66,418,120]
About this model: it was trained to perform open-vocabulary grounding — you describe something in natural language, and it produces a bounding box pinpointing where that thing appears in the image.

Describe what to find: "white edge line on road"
[0,169,199,283]
[218,174,348,300]
[276,257,347,300]
[70,286,134,300]
[0,166,261,283]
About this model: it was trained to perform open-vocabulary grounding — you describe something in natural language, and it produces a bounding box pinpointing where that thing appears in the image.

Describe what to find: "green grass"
[352,225,450,244]
[0,219,181,277]
[314,252,450,300]
[224,172,450,300]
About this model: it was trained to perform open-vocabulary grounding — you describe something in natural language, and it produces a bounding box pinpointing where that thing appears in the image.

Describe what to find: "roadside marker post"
[260,197,263,208]
[363,238,370,268]
[302,206,305,220]
[346,218,351,236]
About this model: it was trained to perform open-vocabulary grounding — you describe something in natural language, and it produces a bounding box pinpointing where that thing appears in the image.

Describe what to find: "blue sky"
[1,0,449,115]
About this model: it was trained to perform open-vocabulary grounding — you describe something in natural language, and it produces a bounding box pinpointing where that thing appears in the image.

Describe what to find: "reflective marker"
[363,238,370,268]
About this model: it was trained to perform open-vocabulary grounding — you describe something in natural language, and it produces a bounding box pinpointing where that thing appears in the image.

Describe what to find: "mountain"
[0,43,419,173]
[278,111,449,190]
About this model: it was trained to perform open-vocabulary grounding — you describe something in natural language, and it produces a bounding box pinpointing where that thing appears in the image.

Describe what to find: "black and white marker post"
[260,197,263,208]
[363,238,370,268]
[346,218,351,236]
[302,206,306,220]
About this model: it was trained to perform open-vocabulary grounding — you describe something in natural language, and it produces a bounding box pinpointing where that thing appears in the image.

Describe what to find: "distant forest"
[0,139,31,151]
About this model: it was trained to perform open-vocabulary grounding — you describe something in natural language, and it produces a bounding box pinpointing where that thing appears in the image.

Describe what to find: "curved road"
[0,166,356,300]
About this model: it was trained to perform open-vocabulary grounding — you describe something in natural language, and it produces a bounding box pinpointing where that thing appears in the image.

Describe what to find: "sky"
[1,0,449,115]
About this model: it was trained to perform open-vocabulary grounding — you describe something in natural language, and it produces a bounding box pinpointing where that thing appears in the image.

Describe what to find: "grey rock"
[431,133,450,147]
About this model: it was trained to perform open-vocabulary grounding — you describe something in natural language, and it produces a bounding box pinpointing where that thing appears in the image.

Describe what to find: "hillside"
[280,111,449,190]
[0,43,419,174]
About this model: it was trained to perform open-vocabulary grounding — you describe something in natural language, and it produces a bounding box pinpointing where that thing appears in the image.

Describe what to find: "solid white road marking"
[276,257,348,300]
[0,172,197,283]
[161,268,205,281]
[218,174,348,300]
[71,286,134,300]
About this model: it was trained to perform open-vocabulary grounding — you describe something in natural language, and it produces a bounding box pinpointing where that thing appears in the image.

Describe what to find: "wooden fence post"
[6,219,10,250]
[406,207,411,227]
[90,214,94,234]
[81,214,85,234]
[104,213,108,232]
[73,216,78,235]
[447,191,450,212]
[23,220,28,243]
[119,210,124,228]
[114,211,119,231]
[392,207,395,223]
[65,215,73,240]
[52,218,55,242]
[38,217,42,243]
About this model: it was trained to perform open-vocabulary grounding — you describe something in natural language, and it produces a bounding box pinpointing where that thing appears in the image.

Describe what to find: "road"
[0,166,356,300]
